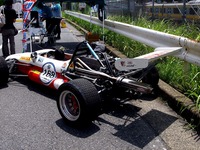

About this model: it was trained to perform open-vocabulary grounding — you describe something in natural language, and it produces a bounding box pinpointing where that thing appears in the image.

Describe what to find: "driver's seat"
[54,49,65,60]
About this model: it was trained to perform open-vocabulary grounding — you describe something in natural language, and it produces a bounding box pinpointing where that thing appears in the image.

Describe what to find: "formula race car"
[0,41,182,126]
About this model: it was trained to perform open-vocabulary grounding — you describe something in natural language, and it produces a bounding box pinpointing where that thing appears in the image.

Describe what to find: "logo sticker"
[38,57,44,63]
[120,61,125,67]
[20,56,31,61]
[62,62,67,68]
[40,62,56,85]
[115,58,148,71]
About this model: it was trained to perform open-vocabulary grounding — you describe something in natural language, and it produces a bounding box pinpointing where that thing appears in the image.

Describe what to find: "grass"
[63,13,200,115]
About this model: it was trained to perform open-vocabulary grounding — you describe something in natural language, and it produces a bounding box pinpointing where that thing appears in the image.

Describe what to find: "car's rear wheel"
[57,79,102,127]
[0,56,9,85]
[142,67,159,88]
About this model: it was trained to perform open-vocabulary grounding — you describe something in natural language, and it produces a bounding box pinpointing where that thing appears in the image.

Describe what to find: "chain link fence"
[105,0,144,18]
[62,0,200,23]
[105,0,200,23]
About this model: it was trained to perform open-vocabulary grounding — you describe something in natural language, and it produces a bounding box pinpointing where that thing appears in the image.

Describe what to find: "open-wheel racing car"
[0,41,182,126]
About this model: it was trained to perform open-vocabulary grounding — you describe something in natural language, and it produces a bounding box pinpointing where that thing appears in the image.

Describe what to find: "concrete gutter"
[158,80,200,129]
[66,19,200,130]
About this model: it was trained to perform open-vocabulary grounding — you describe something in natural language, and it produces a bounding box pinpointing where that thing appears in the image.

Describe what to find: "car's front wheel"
[57,79,102,127]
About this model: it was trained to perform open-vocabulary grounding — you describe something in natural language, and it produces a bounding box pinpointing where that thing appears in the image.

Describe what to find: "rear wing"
[136,47,183,62]
[115,47,183,71]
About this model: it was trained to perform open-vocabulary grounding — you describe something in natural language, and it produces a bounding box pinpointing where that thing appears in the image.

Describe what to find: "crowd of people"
[1,0,62,58]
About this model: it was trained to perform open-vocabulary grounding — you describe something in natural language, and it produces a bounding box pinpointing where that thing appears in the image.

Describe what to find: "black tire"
[0,56,9,85]
[142,67,159,88]
[57,79,102,126]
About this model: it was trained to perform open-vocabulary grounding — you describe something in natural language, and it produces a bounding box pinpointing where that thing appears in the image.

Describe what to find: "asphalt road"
[0,22,199,150]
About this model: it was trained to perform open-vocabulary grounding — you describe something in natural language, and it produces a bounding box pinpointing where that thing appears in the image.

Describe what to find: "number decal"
[40,62,56,85]
[42,69,56,78]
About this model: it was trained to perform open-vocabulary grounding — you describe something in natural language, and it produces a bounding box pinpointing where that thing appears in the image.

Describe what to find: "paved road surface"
[0,22,199,150]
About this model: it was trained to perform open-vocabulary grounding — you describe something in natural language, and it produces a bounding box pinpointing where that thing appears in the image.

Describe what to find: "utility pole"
[182,0,186,22]
[152,0,155,20]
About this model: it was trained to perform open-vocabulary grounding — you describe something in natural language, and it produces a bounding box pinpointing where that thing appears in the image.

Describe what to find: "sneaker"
[3,55,8,58]
[56,36,61,40]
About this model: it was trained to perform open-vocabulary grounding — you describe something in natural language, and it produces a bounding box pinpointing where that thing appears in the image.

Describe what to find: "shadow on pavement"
[54,97,177,149]
[56,119,100,138]
[0,83,8,89]
[8,77,57,101]
[194,132,200,141]
[98,106,177,149]
[183,123,200,142]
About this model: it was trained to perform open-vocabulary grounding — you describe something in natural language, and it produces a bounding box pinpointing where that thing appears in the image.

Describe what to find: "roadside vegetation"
[0,0,4,6]
[63,13,200,124]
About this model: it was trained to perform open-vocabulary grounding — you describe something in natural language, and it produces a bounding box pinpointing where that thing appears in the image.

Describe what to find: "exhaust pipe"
[75,67,153,94]
[116,77,153,94]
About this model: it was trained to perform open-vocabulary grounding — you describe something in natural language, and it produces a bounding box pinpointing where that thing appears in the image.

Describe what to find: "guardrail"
[65,11,200,67]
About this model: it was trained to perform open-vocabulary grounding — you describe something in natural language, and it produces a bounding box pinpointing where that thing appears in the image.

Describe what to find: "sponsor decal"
[62,62,67,68]
[31,70,40,74]
[38,57,44,63]
[40,62,57,85]
[120,61,125,67]
[69,63,74,69]
[126,61,135,67]
[20,56,31,61]
[120,60,135,67]
[115,58,148,71]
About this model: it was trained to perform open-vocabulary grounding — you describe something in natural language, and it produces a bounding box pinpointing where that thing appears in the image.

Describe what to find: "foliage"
[0,0,4,6]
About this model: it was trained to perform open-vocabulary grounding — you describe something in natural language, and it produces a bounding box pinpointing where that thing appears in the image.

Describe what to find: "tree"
[0,0,4,6]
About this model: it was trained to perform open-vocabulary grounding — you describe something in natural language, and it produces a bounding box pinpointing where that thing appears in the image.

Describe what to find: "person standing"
[36,2,55,43]
[51,1,62,40]
[36,2,53,35]
[1,0,17,58]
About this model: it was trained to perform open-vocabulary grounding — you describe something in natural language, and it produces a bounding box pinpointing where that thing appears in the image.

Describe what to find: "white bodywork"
[6,49,70,74]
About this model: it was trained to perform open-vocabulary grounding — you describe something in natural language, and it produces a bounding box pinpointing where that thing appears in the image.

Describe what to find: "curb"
[158,80,200,129]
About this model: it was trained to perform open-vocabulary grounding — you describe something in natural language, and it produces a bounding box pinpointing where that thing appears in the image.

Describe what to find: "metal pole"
[103,9,105,42]
[152,0,155,20]
[182,0,186,22]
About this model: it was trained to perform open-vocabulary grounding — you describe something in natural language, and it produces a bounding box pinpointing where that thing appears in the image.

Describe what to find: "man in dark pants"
[51,1,62,40]
[1,0,17,58]
[36,2,53,43]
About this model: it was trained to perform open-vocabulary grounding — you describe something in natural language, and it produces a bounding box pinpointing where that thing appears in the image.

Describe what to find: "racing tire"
[57,79,102,127]
[142,67,159,88]
[0,56,9,85]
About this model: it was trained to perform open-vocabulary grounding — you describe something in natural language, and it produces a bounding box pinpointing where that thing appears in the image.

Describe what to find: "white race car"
[0,41,181,127]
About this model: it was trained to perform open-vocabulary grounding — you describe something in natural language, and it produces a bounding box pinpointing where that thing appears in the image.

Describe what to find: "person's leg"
[56,22,61,39]
[9,34,15,54]
[46,19,52,34]
[46,19,51,43]
[54,18,61,39]
[2,29,9,57]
